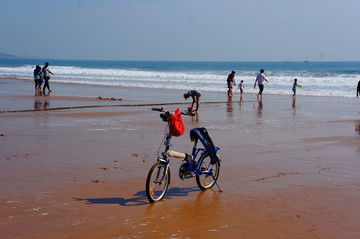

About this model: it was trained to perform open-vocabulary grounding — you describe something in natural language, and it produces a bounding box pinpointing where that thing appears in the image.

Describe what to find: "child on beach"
[292,78,302,96]
[183,90,201,112]
[237,80,245,94]
[292,78,298,96]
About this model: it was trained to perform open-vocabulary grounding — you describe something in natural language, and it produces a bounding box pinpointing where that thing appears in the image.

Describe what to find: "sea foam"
[1,62,359,98]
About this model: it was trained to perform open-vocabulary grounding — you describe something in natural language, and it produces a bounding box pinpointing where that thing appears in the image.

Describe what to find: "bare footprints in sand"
[256,172,300,182]
[255,166,331,182]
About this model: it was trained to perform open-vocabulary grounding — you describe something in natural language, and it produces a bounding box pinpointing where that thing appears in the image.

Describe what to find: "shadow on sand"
[73,186,199,206]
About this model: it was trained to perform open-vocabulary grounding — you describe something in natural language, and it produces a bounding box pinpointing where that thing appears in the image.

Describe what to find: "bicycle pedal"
[184,171,195,179]
[179,170,194,180]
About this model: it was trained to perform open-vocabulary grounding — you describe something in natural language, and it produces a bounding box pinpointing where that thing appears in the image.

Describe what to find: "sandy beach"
[1,78,360,238]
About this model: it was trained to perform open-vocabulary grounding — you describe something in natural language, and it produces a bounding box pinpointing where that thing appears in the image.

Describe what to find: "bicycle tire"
[195,154,220,190]
[146,161,171,203]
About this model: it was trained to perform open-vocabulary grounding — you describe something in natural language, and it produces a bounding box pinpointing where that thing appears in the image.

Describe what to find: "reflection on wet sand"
[191,112,200,122]
[239,94,243,107]
[355,121,360,135]
[227,95,233,115]
[356,121,360,152]
[292,95,296,109]
[257,98,263,118]
[34,99,49,110]
[292,95,296,117]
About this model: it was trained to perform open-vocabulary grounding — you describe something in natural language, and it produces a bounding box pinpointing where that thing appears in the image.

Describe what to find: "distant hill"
[0,53,18,59]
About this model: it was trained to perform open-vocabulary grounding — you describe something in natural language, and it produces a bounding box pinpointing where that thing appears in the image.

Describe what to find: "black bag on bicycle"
[190,127,219,165]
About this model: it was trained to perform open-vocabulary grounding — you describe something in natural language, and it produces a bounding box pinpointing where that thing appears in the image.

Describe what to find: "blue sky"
[0,0,359,61]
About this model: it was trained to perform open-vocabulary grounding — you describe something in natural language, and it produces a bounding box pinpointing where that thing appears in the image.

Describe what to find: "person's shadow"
[73,186,199,206]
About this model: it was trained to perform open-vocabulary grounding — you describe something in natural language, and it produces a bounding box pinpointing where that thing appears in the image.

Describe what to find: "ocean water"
[0,59,359,98]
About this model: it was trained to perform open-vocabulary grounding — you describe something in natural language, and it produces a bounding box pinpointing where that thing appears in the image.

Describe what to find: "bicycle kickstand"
[212,175,223,192]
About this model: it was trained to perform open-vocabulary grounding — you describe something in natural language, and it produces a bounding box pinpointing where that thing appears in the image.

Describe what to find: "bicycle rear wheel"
[196,155,220,190]
[146,161,171,203]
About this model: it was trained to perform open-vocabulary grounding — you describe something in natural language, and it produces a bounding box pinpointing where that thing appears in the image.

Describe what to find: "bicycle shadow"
[73,186,199,206]
[73,190,147,206]
[166,186,199,199]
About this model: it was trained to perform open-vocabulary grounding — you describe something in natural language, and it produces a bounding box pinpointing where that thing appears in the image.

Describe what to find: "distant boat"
[304,60,309,63]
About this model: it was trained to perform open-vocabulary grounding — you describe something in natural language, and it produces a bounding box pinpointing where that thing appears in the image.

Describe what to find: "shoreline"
[1,77,360,113]
[2,77,360,101]
[1,77,360,238]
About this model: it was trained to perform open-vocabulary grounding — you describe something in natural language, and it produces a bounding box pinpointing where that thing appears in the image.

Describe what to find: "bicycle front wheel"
[196,155,220,190]
[146,161,171,203]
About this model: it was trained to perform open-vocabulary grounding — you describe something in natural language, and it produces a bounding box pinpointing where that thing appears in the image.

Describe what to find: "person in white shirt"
[254,69,268,98]
[237,80,245,94]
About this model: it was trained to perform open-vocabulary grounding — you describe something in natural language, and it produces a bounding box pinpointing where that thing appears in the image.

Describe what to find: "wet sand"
[1,78,360,238]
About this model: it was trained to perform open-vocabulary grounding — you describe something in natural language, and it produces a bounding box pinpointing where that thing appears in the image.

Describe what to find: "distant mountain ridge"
[0,53,18,59]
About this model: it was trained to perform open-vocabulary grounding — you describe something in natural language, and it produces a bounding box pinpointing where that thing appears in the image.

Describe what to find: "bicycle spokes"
[146,161,171,203]
[196,155,220,190]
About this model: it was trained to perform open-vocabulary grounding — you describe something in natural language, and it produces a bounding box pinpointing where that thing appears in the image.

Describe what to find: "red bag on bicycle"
[168,108,185,137]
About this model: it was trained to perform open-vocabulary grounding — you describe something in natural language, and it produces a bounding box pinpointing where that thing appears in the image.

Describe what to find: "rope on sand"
[0,101,253,114]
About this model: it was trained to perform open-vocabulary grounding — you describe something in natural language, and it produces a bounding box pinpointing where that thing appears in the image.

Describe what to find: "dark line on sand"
[0,100,255,114]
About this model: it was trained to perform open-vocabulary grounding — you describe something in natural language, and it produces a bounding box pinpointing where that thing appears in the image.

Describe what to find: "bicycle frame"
[158,130,220,176]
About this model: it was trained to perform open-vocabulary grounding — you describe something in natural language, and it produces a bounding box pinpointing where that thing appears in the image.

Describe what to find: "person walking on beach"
[292,78,298,96]
[237,80,245,94]
[227,71,236,96]
[254,69,268,98]
[357,80,360,98]
[33,65,43,95]
[42,62,54,95]
[183,90,201,112]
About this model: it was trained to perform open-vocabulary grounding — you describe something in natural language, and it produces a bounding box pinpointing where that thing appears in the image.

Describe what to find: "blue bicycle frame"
[159,132,220,176]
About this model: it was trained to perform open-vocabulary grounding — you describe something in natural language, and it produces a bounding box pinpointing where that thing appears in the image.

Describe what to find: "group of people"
[227,69,271,98]
[228,69,303,98]
[227,70,268,98]
[184,69,300,112]
[174,68,360,114]
[33,62,54,95]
